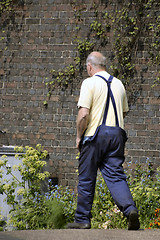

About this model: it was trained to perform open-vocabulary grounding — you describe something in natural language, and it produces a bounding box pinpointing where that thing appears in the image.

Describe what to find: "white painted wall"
[0,146,27,230]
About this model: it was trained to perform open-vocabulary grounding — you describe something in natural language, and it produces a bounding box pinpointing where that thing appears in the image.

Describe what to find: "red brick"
[149,98,160,104]
[4,82,17,88]
[134,124,147,130]
[0,69,5,75]
[42,134,55,140]
[147,124,160,130]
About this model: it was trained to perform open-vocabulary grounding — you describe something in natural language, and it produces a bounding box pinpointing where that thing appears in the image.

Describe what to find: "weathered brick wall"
[0,0,159,187]
[125,82,160,166]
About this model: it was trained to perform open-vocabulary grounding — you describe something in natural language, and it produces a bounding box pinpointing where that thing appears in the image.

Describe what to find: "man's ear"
[89,63,92,71]
[88,63,92,76]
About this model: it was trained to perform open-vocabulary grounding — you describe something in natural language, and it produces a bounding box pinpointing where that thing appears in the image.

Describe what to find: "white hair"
[86,52,106,69]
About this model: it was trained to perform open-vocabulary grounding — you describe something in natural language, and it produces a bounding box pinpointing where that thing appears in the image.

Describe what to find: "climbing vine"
[0,0,14,49]
[147,14,160,87]
[43,65,77,107]
[0,0,13,13]
[0,0,24,77]
[108,0,160,95]
[0,0,22,20]
[45,0,160,105]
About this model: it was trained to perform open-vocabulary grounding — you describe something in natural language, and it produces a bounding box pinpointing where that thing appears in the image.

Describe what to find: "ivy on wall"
[45,0,160,106]
[0,0,23,26]
[0,0,24,77]
[1,1,159,105]
[0,0,13,12]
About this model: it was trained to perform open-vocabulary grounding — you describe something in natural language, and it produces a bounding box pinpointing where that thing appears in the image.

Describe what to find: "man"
[67,52,140,230]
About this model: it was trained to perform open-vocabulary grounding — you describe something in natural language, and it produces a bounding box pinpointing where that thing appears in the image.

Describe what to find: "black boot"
[128,210,140,230]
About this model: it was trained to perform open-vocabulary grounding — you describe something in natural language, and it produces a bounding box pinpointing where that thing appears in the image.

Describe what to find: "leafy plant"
[0,0,24,79]
[128,161,160,229]
[0,144,50,230]
[91,159,160,229]
[76,39,95,57]
[44,64,77,107]
[149,208,160,229]
[0,153,160,230]
[0,0,13,13]
[47,184,77,223]
[0,209,6,231]
[91,174,127,229]
[10,194,66,230]
[0,145,77,230]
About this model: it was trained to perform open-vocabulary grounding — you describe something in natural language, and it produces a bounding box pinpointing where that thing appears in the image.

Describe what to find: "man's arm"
[76,107,89,150]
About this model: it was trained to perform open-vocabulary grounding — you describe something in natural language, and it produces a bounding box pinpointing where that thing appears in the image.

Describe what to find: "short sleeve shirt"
[77,71,129,136]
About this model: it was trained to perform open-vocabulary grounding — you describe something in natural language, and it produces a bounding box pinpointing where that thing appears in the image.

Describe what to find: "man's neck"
[91,69,106,76]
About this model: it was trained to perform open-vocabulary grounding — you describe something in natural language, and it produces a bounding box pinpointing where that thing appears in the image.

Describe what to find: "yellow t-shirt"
[77,71,129,136]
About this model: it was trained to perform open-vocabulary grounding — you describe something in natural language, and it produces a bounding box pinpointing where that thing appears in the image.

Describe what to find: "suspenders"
[95,75,119,127]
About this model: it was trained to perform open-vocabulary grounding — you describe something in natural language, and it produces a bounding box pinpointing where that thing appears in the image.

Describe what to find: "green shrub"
[47,184,77,224]
[0,212,6,232]
[91,174,127,229]
[0,144,76,230]
[45,159,160,230]
[128,161,160,229]
[91,160,160,229]
[0,145,159,230]
[0,144,51,230]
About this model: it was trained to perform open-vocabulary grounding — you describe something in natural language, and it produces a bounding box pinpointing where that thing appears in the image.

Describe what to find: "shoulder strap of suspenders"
[95,75,119,127]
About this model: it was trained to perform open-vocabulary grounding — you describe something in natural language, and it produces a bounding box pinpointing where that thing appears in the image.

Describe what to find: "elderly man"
[67,52,140,230]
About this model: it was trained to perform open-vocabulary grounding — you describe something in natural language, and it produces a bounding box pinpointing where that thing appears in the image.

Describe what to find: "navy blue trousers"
[75,125,138,223]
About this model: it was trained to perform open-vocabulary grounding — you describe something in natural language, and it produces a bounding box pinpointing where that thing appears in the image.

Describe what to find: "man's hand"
[76,107,89,151]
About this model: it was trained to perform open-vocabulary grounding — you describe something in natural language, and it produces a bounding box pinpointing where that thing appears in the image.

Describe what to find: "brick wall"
[0,0,159,187]
[125,82,160,166]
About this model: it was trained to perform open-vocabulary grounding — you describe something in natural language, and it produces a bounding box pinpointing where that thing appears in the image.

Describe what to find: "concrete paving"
[0,229,160,240]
